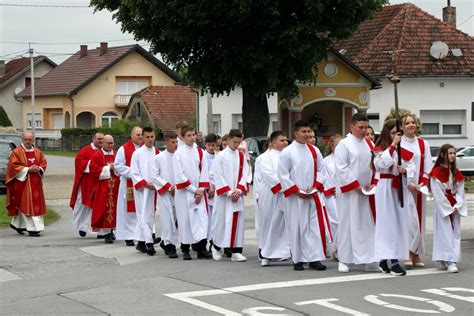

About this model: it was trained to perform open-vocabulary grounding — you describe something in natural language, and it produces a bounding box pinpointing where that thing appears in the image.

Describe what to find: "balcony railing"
[115,94,132,107]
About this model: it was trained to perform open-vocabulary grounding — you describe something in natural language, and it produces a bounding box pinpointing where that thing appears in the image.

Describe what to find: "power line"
[0,49,29,58]
[0,3,89,8]
[0,38,135,45]
[458,15,473,27]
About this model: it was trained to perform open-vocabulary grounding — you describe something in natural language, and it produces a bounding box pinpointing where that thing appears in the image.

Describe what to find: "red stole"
[415,138,425,233]
[123,140,138,212]
[365,138,377,223]
[230,150,245,248]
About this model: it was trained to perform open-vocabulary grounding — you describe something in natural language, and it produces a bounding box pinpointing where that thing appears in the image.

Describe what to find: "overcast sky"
[1,0,472,65]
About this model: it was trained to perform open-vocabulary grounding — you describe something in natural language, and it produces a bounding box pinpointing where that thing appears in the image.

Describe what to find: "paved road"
[1,160,473,315]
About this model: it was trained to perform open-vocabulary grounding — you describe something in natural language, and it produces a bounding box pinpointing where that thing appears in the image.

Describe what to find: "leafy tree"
[0,106,12,127]
[91,0,386,136]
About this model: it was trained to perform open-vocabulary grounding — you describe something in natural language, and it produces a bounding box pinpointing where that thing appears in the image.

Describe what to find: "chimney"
[80,45,88,58]
[100,42,108,55]
[443,0,456,28]
[0,60,5,77]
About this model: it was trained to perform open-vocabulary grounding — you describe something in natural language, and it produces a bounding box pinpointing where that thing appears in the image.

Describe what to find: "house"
[124,85,197,133]
[334,3,474,147]
[0,56,56,129]
[198,48,380,138]
[19,43,181,138]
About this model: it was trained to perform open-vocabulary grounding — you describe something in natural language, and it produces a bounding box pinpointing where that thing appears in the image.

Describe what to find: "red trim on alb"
[134,179,147,190]
[216,186,231,196]
[157,182,172,195]
[283,185,299,198]
[324,187,336,197]
[237,184,247,193]
[199,181,210,188]
[271,183,282,194]
[340,180,360,193]
[176,180,191,190]
[314,181,324,192]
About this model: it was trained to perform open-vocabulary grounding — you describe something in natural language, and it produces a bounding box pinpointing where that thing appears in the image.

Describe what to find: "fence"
[36,135,165,151]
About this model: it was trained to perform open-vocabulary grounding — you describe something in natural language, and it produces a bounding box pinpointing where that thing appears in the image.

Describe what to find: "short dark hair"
[294,120,310,131]
[228,129,243,138]
[164,131,178,140]
[181,125,195,137]
[270,130,286,143]
[142,126,154,134]
[205,133,218,144]
[222,134,230,141]
[351,112,369,124]
[93,131,104,138]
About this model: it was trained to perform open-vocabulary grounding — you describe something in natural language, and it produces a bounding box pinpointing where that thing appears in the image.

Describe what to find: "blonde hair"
[325,134,342,156]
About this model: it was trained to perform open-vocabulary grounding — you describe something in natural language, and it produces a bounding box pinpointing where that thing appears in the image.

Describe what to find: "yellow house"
[19,43,180,138]
[278,48,380,138]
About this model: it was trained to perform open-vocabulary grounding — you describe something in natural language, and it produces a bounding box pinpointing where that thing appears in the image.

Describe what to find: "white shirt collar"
[91,142,98,150]
[102,148,114,155]
[402,135,416,143]
[21,144,35,152]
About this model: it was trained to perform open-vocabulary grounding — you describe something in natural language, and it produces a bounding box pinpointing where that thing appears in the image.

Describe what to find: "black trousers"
[181,238,207,252]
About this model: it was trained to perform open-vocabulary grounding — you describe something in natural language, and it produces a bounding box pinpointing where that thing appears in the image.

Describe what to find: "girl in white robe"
[373,120,416,276]
[430,144,467,273]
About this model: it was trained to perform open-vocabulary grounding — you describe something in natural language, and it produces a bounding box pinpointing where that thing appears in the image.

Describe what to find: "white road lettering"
[241,307,295,315]
[364,293,455,313]
[421,287,474,303]
[295,298,369,316]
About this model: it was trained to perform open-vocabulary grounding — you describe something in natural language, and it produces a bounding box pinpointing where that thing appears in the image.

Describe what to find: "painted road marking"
[0,268,21,282]
[421,287,474,303]
[164,268,445,315]
[295,298,369,316]
[364,293,455,313]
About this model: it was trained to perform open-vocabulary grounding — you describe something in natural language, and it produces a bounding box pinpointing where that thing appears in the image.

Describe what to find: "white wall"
[198,87,278,136]
[369,77,473,148]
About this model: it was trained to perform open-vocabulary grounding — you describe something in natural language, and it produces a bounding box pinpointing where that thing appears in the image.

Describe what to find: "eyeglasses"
[104,142,114,144]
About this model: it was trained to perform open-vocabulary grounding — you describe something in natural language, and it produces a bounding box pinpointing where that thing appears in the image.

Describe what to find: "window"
[420,110,465,137]
[212,114,221,134]
[135,102,141,118]
[27,112,42,129]
[366,113,380,133]
[115,80,148,95]
[269,113,278,134]
[232,114,243,131]
[101,111,119,127]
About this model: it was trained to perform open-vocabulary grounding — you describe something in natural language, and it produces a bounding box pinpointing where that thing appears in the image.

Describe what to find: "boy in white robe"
[173,125,212,260]
[255,131,290,267]
[210,129,250,262]
[334,113,377,273]
[152,132,179,259]
[278,120,328,271]
[131,127,160,256]
[203,133,218,248]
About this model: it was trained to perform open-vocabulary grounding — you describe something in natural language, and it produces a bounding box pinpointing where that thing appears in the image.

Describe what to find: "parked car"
[430,146,440,163]
[456,146,474,176]
[245,136,268,173]
[0,133,22,147]
[0,140,16,192]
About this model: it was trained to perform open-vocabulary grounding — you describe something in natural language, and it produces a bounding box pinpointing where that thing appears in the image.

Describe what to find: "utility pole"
[29,43,36,137]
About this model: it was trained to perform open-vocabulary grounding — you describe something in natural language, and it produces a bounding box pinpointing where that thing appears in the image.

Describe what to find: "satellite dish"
[14,87,23,95]
[430,41,449,60]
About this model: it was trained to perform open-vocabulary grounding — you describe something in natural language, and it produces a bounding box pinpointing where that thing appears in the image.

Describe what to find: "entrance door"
[53,113,63,129]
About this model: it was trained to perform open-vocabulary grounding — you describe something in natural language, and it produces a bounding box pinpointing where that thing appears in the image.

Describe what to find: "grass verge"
[0,195,60,227]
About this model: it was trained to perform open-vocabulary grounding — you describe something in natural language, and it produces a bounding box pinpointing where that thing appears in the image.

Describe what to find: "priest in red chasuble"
[6,132,47,237]
[89,134,119,243]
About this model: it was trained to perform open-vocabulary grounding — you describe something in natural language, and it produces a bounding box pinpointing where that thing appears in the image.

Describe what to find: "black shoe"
[293,262,304,271]
[152,233,161,245]
[79,230,87,237]
[197,250,212,259]
[309,261,327,270]
[125,240,135,246]
[104,233,114,244]
[182,251,192,260]
[168,248,178,259]
[390,264,406,276]
[146,243,156,256]
[10,224,25,235]
[97,235,105,239]
[379,260,391,274]
[27,231,41,237]
[224,248,232,258]
[111,230,116,240]
[136,241,147,253]
[159,241,169,255]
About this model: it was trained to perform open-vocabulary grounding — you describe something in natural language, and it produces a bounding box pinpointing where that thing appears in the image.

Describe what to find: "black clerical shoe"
[146,243,156,256]
[182,251,192,260]
[79,230,87,237]
[28,231,41,237]
[111,230,116,240]
[390,264,406,276]
[159,241,169,255]
[293,262,304,271]
[97,235,105,239]
[224,248,232,258]
[197,250,212,259]
[379,260,391,274]
[136,241,147,253]
[104,233,114,244]
[168,248,178,259]
[125,240,135,246]
[10,224,25,235]
[309,261,327,271]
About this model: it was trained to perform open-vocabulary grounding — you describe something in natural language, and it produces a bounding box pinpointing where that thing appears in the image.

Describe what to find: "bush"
[0,106,12,127]
[60,119,163,138]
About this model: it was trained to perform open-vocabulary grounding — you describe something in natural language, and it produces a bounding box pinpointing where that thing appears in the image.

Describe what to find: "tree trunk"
[242,87,269,137]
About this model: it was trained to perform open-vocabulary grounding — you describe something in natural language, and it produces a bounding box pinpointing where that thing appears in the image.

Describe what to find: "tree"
[91,0,387,136]
[0,106,12,127]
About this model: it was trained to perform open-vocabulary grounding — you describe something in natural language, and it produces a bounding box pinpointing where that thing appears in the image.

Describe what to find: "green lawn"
[43,150,77,158]
[0,195,60,227]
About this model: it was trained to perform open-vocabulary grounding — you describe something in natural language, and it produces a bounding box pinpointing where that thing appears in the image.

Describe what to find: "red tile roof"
[0,56,56,89]
[132,85,197,132]
[333,3,474,78]
[19,44,180,97]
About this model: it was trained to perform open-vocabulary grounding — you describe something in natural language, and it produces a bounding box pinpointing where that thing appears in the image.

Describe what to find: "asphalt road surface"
[1,158,473,315]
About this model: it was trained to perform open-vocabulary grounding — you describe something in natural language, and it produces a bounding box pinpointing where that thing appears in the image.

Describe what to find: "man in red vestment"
[70,132,104,237]
[6,132,47,237]
[89,135,119,243]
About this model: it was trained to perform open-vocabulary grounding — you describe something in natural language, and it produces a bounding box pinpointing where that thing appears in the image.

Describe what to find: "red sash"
[446,189,457,230]
[123,141,138,212]
[230,151,245,248]
[307,144,329,256]
[365,138,376,223]
[415,138,425,232]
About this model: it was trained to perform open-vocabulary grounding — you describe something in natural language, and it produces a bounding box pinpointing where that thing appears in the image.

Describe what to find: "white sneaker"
[261,259,270,267]
[365,262,380,272]
[447,263,459,273]
[338,262,349,273]
[231,253,247,262]
[211,247,222,261]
